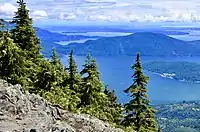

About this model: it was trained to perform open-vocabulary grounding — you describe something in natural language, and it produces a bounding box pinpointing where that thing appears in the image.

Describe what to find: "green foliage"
[34,49,68,92]
[50,49,68,87]
[64,50,81,92]
[104,86,123,125]
[42,86,80,112]
[11,0,41,59]
[79,54,103,107]
[36,49,68,91]
[122,53,158,132]
[0,31,27,85]
[78,54,123,125]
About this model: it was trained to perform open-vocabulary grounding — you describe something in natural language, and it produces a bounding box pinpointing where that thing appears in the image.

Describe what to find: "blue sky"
[1,0,200,26]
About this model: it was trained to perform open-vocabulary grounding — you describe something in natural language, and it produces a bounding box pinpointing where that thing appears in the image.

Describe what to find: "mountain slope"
[0,80,123,132]
[35,27,101,57]
[143,61,200,83]
[65,32,200,56]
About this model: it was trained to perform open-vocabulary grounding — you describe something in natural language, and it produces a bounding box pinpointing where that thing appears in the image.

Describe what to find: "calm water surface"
[61,56,200,104]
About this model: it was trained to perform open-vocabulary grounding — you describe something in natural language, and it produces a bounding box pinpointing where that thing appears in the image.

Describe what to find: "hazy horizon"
[2,0,200,27]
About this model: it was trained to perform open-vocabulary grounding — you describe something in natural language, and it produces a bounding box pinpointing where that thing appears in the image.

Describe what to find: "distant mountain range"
[64,32,200,56]
[2,21,200,57]
[35,28,101,57]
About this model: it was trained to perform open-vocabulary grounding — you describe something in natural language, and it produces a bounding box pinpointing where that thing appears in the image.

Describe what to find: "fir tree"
[11,0,41,59]
[122,53,157,132]
[50,49,68,87]
[79,54,103,107]
[34,59,53,92]
[104,86,123,125]
[64,50,81,92]
[0,31,26,84]
[35,49,67,92]
[51,49,61,66]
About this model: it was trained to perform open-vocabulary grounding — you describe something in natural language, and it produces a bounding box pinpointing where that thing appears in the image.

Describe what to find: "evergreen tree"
[78,54,120,123]
[50,49,68,87]
[104,86,123,125]
[51,48,61,66]
[34,59,53,92]
[35,49,67,92]
[79,54,103,107]
[0,31,26,84]
[122,53,157,132]
[11,0,41,59]
[64,50,81,92]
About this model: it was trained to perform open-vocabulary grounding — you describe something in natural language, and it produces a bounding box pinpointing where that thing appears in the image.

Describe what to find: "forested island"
[143,61,200,83]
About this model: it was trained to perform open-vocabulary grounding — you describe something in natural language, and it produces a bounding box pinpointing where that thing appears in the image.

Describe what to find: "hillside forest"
[0,0,177,132]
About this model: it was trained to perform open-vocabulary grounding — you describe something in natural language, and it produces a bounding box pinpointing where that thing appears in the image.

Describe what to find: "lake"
[61,56,200,104]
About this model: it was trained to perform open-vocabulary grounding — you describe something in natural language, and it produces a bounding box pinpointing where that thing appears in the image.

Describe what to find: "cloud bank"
[1,0,200,23]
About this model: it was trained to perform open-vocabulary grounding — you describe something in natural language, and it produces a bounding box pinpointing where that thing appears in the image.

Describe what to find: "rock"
[0,80,124,132]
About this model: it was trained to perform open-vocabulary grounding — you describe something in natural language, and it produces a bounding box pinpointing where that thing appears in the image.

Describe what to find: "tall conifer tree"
[122,53,157,132]
[79,54,103,107]
[11,0,40,59]
[34,49,67,92]
[64,50,81,92]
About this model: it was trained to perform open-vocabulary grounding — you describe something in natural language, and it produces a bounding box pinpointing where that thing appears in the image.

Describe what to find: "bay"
[61,56,200,104]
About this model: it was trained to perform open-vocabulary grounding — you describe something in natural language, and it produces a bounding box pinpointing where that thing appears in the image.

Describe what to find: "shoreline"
[151,72,200,84]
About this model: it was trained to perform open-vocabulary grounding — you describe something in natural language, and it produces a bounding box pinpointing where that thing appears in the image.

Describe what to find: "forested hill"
[143,61,200,83]
[155,101,200,132]
[64,32,200,56]
[3,19,200,57]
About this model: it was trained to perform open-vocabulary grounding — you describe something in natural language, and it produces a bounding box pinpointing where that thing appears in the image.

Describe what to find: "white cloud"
[0,3,17,16]
[59,12,76,20]
[2,0,200,23]
[32,10,48,19]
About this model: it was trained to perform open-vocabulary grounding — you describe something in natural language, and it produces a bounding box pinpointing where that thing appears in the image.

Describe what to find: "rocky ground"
[0,80,124,132]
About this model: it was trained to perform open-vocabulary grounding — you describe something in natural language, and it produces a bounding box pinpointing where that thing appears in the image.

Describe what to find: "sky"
[1,0,200,26]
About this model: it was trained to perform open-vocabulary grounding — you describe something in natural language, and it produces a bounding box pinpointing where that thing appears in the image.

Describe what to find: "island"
[143,61,200,83]
[64,32,200,56]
